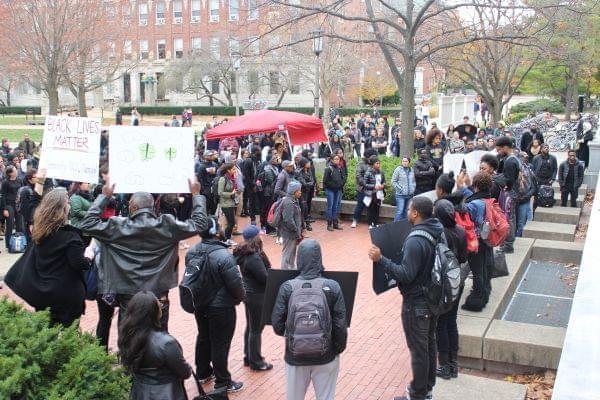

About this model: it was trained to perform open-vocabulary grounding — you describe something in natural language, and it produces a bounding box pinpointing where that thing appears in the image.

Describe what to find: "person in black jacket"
[189,216,245,393]
[272,239,347,400]
[301,149,318,223]
[295,158,315,232]
[351,148,377,228]
[118,291,192,400]
[496,136,519,254]
[233,225,273,372]
[196,150,219,215]
[368,197,444,400]
[242,148,261,224]
[559,150,584,207]
[433,199,468,380]
[1,165,24,251]
[363,156,386,228]
[17,169,37,244]
[414,149,436,195]
[323,154,347,231]
[5,188,91,327]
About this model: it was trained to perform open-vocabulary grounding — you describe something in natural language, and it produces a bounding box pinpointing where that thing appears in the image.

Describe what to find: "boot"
[449,351,459,378]
[305,222,313,231]
[436,352,451,380]
[333,219,343,230]
[461,291,485,312]
[305,215,315,223]
[327,221,334,231]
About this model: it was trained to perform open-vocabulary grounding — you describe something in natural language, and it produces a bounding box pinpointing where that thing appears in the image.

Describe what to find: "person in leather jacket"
[118,291,192,400]
[413,148,436,194]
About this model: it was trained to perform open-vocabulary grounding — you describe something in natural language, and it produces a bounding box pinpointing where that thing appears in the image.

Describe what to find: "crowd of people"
[1,105,593,400]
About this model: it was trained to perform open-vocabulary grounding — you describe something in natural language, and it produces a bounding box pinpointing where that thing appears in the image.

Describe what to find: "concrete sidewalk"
[0,247,20,280]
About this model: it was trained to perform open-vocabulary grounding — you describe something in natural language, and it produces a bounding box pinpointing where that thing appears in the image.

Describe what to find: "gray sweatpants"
[285,356,340,400]
[281,237,298,270]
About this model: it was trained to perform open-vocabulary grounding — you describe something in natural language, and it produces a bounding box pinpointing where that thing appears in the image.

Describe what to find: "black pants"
[117,292,170,332]
[306,190,314,216]
[195,306,237,388]
[96,297,116,350]
[561,188,578,207]
[436,286,464,353]
[367,196,380,226]
[244,293,266,368]
[4,204,23,249]
[205,194,217,216]
[221,207,236,239]
[465,240,492,307]
[244,188,258,222]
[402,300,437,400]
[260,195,275,233]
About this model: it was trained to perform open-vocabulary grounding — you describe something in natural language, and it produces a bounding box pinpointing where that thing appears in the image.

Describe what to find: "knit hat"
[242,224,260,240]
[282,160,292,168]
[436,171,455,194]
[287,180,302,195]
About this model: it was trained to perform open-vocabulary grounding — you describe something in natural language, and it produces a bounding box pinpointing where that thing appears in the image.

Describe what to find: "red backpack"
[267,198,285,227]
[455,211,478,253]
[482,199,509,247]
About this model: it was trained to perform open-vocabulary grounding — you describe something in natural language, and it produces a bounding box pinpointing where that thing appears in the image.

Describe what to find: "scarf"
[225,172,238,191]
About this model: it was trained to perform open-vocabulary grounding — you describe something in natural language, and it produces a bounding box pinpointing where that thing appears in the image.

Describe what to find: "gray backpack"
[286,278,332,359]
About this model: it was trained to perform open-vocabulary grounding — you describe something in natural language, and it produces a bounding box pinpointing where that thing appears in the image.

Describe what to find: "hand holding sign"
[102,178,116,198]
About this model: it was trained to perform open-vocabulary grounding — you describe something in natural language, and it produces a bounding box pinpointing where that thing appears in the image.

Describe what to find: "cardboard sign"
[369,219,413,294]
[261,269,359,327]
[38,116,102,183]
[109,126,195,193]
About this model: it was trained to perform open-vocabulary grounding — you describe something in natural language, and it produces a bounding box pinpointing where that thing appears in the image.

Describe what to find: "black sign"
[369,219,412,294]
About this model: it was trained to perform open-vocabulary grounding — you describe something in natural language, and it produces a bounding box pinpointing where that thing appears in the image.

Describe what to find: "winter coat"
[462,188,489,235]
[341,136,354,160]
[217,175,238,209]
[295,168,315,195]
[363,167,386,198]
[80,194,209,295]
[323,164,346,191]
[186,239,245,308]
[260,164,279,198]
[355,159,369,193]
[413,157,436,193]
[277,194,302,240]
[130,331,192,400]
[235,251,269,294]
[274,170,295,200]
[69,192,93,228]
[559,160,584,190]
[532,154,558,185]
[391,166,416,196]
[196,161,218,196]
[272,239,347,366]
[1,178,21,209]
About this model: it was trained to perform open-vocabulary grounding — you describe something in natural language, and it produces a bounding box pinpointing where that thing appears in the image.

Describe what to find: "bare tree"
[0,59,21,107]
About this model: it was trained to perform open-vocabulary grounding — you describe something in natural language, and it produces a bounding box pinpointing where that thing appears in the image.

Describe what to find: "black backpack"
[210,174,222,204]
[408,230,461,316]
[537,185,555,207]
[179,247,222,314]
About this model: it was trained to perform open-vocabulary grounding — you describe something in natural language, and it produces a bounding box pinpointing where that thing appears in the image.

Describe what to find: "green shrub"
[0,106,42,115]
[118,105,243,116]
[268,106,402,117]
[509,99,565,115]
[507,112,528,124]
[0,298,131,399]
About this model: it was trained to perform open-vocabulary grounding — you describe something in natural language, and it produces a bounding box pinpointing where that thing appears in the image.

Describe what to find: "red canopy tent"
[205,109,326,145]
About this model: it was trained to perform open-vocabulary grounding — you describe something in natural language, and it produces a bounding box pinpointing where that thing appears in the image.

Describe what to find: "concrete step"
[553,191,585,208]
[523,221,576,242]
[532,239,584,264]
[534,206,581,225]
[552,181,587,196]
[433,373,527,400]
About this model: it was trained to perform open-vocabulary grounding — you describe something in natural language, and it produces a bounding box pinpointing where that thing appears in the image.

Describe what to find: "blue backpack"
[9,233,27,253]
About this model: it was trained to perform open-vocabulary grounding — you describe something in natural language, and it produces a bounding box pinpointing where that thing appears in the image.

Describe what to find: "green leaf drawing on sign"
[164,147,177,161]
[138,143,156,161]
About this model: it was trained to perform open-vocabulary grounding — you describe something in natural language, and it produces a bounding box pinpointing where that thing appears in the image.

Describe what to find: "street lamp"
[376,70,382,107]
[232,54,241,117]
[310,28,323,119]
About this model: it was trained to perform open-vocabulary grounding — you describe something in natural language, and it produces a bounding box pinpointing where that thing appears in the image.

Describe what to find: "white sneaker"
[351,220,357,228]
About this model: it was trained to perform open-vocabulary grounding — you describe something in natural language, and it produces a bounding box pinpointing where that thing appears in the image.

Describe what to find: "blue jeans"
[325,189,343,221]
[353,192,366,222]
[394,194,412,222]
[516,201,531,237]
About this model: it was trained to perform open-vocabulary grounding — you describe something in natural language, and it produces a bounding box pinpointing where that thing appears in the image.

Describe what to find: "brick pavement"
[0,219,412,400]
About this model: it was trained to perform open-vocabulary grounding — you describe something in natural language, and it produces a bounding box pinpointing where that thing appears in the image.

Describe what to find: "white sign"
[38,116,102,183]
[109,126,195,193]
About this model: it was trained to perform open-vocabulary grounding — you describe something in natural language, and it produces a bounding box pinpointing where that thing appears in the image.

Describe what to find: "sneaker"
[351,220,357,228]
[250,362,273,372]
[196,373,215,384]
[226,381,244,393]
[368,224,376,230]
[436,364,452,380]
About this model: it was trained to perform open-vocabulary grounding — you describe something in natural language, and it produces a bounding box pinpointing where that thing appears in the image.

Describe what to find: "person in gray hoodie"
[277,180,303,269]
[272,239,348,400]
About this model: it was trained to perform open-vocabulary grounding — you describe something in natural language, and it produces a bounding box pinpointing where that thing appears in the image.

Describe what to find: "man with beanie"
[275,160,295,200]
[277,180,303,269]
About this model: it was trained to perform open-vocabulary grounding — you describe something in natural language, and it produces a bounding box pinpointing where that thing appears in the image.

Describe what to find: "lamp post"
[233,54,241,117]
[310,28,323,119]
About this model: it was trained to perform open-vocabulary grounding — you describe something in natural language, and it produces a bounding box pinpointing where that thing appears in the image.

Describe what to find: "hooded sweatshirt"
[271,239,348,366]
[377,218,444,302]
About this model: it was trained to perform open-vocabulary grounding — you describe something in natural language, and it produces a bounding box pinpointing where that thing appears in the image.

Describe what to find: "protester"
[368,196,443,400]
[413,130,426,153]
[391,156,416,221]
[259,155,281,235]
[496,136,519,254]
[1,165,23,249]
[16,169,37,244]
[414,148,436,195]
[189,216,245,392]
[479,153,504,201]
[217,163,240,246]
[80,178,209,332]
[276,181,303,270]
[275,160,296,200]
[197,150,219,215]
[18,133,36,157]
[364,156,386,229]
[341,127,355,160]
[5,188,91,327]
[233,225,273,372]
[558,150,584,208]
[526,138,542,160]
[68,182,94,229]
[300,150,318,223]
[323,154,346,232]
[131,107,140,126]
[425,129,444,174]
[272,239,347,400]
[516,153,536,237]
[295,158,315,232]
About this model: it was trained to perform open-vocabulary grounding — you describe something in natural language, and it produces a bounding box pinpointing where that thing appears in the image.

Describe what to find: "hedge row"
[269,106,402,117]
[0,298,131,399]
[509,99,565,115]
[118,106,244,116]
[0,106,42,115]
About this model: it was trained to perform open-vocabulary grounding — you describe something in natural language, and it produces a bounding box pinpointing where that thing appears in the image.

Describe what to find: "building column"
[131,71,140,104]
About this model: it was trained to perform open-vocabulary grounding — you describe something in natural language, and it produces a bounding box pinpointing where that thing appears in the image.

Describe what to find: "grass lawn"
[0,128,44,143]
[0,115,41,125]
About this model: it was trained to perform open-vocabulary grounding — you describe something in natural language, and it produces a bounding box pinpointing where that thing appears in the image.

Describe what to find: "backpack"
[179,247,222,314]
[15,186,32,213]
[517,162,537,201]
[481,199,509,247]
[267,197,285,227]
[8,232,27,253]
[408,230,461,316]
[537,185,554,208]
[454,211,478,253]
[285,278,333,359]
[210,174,222,204]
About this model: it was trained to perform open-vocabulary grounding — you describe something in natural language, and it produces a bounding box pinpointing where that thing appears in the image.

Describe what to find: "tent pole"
[284,130,294,160]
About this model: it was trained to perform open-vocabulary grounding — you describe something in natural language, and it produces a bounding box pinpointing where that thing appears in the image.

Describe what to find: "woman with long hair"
[217,163,239,246]
[5,188,91,327]
[118,291,192,400]
[233,225,273,371]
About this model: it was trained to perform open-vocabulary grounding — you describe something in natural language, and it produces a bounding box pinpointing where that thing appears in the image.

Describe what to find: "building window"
[139,3,148,25]
[210,0,219,22]
[210,37,220,59]
[229,0,239,21]
[139,40,149,59]
[191,0,201,22]
[248,0,258,20]
[269,71,279,94]
[192,37,202,53]
[124,40,132,59]
[290,71,300,94]
[157,39,166,59]
[229,38,240,57]
[155,1,165,24]
[248,37,259,56]
[173,38,184,58]
[211,76,220,94]
[173,0,183,23]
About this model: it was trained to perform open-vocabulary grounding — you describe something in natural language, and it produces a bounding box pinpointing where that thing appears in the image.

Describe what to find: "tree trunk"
[400,65,415,156]
[77,86,88,117]
[276,89,287,107]
[5,89,10,107]
[322,91,331,126]
[487,97,503,126]
[47,85,59,115]
[564,64,578,121]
